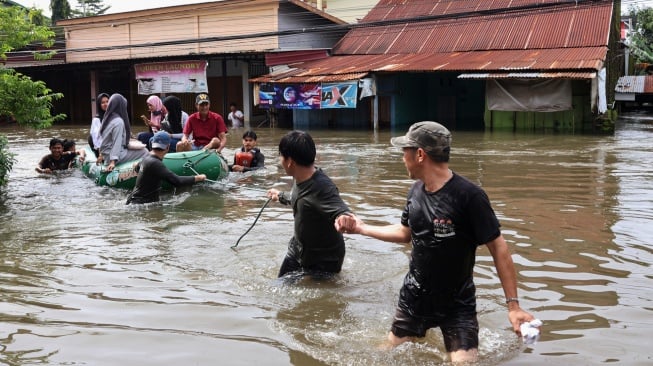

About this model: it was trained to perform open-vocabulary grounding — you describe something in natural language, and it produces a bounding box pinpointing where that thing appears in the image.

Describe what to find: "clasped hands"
[334,213,361,234]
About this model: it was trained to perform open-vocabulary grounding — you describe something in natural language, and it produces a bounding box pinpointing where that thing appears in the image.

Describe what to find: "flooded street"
[0,116,652,365]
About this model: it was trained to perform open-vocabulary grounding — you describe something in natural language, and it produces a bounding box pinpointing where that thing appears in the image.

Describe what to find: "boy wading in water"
[266,131,353,279]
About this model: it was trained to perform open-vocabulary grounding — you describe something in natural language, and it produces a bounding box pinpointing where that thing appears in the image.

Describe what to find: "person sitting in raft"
[137,95,165,150]
[159,95,189,153]
[88,92,109,157]
[126,131,206,204]
[177,93,227,152]
[230,130,265,172]
[97,93,149,172]
[36,138,77,174]
[62,139,86,167]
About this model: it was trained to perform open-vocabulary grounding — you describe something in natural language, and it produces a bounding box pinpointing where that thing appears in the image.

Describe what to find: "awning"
[458,71,597,79]
[250,48,605,84]
[249,71,368,83]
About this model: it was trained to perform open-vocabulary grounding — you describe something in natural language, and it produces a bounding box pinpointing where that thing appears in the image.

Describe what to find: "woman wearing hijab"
[97,93,148,172]
[88,92,110,157]
[137,95,165,149]
[160,95,189,152]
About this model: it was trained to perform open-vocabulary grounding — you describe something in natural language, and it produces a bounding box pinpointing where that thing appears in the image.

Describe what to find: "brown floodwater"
[0,114,651,365]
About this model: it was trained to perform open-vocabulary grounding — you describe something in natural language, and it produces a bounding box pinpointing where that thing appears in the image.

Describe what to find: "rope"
[177,149,214,167]
[231,197,272,250]
[185,163,218,183]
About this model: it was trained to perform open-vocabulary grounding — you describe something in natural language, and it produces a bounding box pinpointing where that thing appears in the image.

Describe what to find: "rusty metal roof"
[251,47,606,82]
[253,0,613,82]
[615,75,653,94]
[458,71,597,79]
[646,75,653,93]
[341,0,612,55]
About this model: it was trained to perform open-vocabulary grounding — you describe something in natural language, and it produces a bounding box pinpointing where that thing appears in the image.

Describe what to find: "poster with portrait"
[134,60,208,95]
[279,84,322,109]
[258,83,322,109]
[258,82,359,110]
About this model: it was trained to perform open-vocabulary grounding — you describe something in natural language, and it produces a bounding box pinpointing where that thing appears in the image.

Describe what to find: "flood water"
[1,115,652,365]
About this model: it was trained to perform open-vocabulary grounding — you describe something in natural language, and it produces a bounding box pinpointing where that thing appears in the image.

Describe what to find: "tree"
[73,0,111,17]
[0,6,66,186]
[50,0,72,25]
[627,6,653,67]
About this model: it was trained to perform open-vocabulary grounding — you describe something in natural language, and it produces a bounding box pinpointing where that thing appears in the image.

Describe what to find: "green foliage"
[0,135,15,187]
[627,6,653,64]
[73,0,111,17]
[0,6,55,58]
[0,6,65,186]
[50,0,72,24]
[27,7,48,26]
[0,69,66,129]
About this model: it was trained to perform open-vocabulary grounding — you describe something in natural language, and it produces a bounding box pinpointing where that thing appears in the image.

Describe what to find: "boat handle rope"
[182,150,214,169]
[183,162,218,183]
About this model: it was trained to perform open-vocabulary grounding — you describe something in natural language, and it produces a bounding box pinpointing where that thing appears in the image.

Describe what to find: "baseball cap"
[150,131,171,150]
[195,93,210,104]
[390,121,451,160]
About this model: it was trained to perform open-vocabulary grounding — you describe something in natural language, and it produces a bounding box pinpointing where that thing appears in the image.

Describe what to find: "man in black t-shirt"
[267,131,353,278]
[127,131,206,204]
[336,121,538,363]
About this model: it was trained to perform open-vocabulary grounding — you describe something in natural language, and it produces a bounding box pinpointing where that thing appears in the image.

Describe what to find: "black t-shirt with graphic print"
[398,173,501,316]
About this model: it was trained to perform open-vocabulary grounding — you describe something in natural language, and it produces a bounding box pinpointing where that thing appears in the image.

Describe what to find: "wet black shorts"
[278,255,339,279]
[390,307,479,352]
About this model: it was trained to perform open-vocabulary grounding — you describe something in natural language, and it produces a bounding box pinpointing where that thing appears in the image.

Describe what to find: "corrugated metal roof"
[615,75,653,93]
[250,47,605,82]
[645,75,653,93]
[253,0,612,83]
[615,76,645,93]
[250,70,368,83]
[336,0,611,55]
[265,50,330,66]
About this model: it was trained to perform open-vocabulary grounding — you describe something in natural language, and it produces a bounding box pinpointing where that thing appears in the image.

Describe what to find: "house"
[251,0,622,132]
[8,0,349,125]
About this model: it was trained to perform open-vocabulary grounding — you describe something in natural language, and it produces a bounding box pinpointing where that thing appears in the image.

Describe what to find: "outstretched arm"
[336,213,411,244]
[486,235,537,336]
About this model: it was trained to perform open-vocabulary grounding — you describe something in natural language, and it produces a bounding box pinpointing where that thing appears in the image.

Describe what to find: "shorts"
[277,255,340,279]
[390,307,479,352]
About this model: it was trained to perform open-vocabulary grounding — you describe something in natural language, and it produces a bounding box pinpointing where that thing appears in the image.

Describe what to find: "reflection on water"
[0,118,652,365]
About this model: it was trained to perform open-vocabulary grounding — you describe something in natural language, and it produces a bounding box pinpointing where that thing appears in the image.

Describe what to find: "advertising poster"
[258,83,322,110]
[266,83,321,110]
[258,82,359,109]
[321,82,358,109]
[258,83,276,109]
[134,60,208,95]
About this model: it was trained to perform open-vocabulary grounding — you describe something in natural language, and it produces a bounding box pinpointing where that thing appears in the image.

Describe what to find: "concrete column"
[241,62,251,129]
[90,70,98,117]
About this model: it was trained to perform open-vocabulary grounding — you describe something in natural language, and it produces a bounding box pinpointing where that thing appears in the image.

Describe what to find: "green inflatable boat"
[79,146,229,189]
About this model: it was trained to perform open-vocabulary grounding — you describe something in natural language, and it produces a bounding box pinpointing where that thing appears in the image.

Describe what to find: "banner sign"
[134,60,208,95]
[258,82,358,109]
[321,82,358,108]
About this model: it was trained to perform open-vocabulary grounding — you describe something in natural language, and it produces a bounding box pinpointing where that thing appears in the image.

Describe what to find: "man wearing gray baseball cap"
[336,121,539,363]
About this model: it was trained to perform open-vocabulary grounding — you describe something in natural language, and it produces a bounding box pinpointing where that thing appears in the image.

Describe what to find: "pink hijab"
[147,95,163,130]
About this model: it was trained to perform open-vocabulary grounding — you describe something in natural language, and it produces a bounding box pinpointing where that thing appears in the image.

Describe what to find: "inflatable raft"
[79,146,229,189]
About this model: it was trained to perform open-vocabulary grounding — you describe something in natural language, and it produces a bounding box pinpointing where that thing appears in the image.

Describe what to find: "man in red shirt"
[178,93,227,152]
